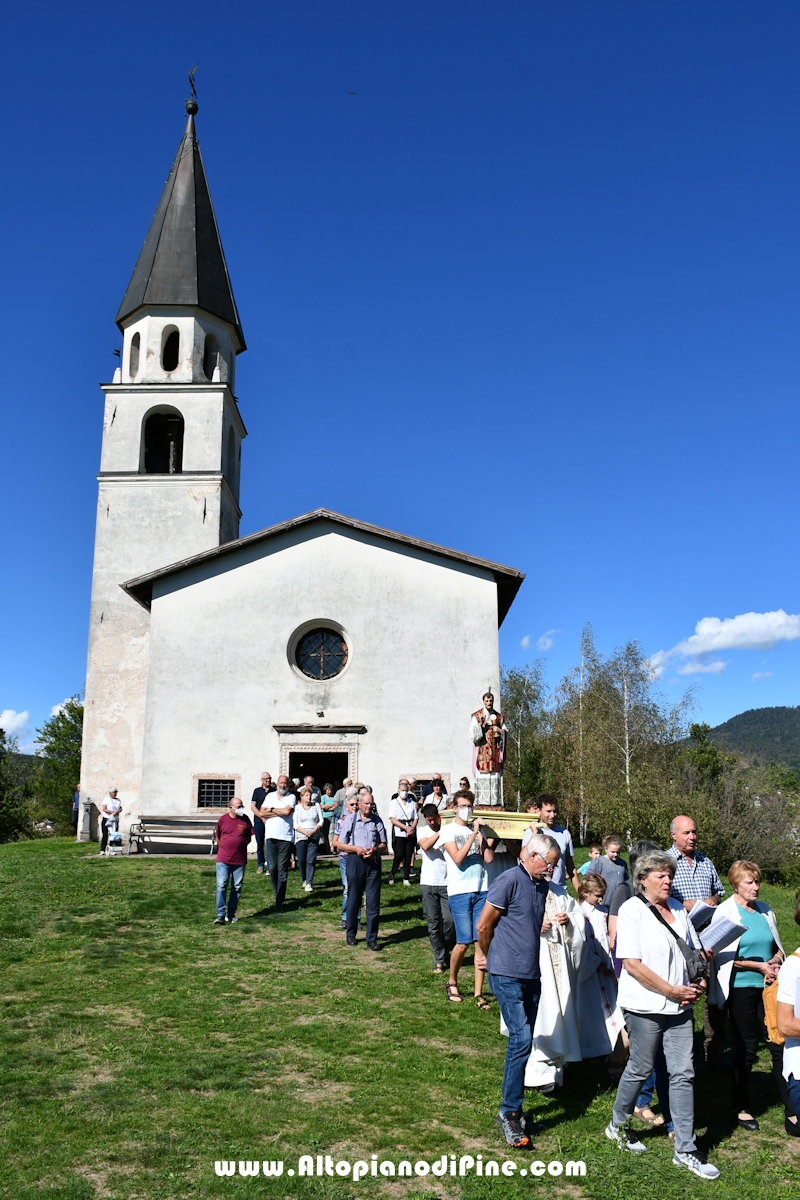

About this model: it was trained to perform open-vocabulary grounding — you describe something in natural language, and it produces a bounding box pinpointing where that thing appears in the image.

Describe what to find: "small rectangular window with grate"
[197,779,235,808]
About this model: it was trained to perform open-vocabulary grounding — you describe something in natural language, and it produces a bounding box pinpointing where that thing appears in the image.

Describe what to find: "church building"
[79,100,524,833]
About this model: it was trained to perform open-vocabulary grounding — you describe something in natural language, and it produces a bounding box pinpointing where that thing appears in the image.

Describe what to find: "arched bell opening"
[142,407,184,474]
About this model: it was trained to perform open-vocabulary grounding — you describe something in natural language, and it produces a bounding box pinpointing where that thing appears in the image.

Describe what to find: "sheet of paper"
[699,915,746,952]
[688,899,714,929]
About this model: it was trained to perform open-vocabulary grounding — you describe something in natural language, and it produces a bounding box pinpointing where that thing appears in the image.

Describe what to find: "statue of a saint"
[470,691,508,806]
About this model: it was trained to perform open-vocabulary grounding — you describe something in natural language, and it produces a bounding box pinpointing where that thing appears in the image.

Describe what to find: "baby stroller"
[104,816,122,856]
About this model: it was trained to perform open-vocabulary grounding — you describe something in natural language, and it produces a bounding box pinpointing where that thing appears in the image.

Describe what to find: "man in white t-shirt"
[521,796,578,891]
[438,790,493,1007]
[254,775,296,911]
[776,893,800,1131]
[417,804,455,973]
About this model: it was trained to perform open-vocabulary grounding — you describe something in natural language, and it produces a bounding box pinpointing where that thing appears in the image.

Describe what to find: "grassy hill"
[709,705,800,769]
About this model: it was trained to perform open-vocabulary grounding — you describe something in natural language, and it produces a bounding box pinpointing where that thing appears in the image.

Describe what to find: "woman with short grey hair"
[606,849,720,1180]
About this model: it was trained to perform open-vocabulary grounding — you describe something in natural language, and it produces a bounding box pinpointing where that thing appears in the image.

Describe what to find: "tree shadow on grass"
[377,923,429,947]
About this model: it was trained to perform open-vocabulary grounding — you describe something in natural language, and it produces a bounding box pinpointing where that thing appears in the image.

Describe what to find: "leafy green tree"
[35,698,83,827]
[683,722,725,785]
[0,729,33,842]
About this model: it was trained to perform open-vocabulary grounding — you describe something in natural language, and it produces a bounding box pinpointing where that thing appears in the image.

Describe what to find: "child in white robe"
[577,873,625,1059]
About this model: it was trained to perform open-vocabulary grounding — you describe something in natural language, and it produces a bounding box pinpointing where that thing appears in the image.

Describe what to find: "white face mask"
[457,806,473,822]
[232,806,244,817]
[399,790,408,799]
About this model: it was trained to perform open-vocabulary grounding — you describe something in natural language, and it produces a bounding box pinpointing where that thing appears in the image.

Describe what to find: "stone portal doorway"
[288,751,350,790]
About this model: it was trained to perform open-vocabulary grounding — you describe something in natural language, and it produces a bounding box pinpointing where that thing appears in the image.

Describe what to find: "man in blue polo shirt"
[477,832,561,1150]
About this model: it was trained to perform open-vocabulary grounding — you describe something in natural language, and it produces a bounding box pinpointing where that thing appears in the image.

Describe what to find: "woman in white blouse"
[294,787,323,892]
[606,850,720,1181]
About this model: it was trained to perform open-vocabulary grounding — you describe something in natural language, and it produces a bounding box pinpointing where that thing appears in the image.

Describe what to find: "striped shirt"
[666,845,725,903]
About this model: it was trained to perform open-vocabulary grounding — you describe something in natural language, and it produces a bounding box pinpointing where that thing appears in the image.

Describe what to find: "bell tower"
[79,98,246,833]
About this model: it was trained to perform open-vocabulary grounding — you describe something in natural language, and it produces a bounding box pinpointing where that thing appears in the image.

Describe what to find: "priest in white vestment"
[523,881,585,1089]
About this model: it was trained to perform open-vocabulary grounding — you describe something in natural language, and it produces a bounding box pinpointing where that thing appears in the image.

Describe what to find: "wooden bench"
[128,815,219,856]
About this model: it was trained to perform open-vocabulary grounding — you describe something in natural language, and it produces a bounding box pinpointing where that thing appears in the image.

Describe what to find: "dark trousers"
[704,1000,729,1065]
[345,854,381,942]
[420,884,455,966]
[390,833,416,880]
[728,987,794,1117]
[100,818,112,852]
[253,816,266,868]
[265,839,293,909]
[296,837,319,885]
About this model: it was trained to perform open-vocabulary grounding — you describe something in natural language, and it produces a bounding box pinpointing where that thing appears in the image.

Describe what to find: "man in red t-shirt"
[214,797,253,924]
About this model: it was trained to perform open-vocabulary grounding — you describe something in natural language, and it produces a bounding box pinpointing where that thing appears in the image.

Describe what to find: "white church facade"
[79,100,524,834]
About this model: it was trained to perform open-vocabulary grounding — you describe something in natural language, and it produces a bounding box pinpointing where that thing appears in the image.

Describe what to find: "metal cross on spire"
[188,64,198,101]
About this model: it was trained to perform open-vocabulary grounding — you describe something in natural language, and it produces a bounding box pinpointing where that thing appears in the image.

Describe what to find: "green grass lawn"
[0,838,797,1200]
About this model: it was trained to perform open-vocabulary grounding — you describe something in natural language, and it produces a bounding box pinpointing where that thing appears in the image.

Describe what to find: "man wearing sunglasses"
[477,833,561,1149]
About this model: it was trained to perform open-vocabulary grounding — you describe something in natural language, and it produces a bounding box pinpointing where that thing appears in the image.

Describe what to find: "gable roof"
[115,103,245,349]
[122,508,524,624]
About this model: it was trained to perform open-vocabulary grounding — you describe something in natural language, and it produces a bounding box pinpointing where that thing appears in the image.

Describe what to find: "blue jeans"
[448,891,487,945]
[339,857,349,920]
[296,837,319,885]
[488,973,541,1115]
[787,1074,800,1121]
[216,862,245,920]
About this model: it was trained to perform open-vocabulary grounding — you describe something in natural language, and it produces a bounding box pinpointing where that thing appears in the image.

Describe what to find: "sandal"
[445,983,463,1003]
[634,1107,664,1126]
[474,995,492,1011]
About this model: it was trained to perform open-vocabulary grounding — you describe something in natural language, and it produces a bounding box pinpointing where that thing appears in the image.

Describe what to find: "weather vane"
[188,64,198,102]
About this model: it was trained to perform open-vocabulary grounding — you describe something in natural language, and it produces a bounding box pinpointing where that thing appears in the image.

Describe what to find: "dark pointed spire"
[116,100,245,349]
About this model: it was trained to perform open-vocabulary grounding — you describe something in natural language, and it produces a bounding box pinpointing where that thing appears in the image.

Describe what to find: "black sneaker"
[495,1111,531,1149]
[367,941,380,952]
[346,934,356,946]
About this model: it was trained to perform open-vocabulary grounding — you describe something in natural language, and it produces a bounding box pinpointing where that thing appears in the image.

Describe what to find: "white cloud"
[537,628,562,652]
[520,635,531,649]
[677,660,727,676]
[0,709,30,739]
[652,609,800,679]
[675,610,800,656]
[752,671,774,681]
[50,698,71,717]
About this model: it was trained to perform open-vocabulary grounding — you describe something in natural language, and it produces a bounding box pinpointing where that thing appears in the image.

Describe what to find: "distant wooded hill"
[709,706,800,770]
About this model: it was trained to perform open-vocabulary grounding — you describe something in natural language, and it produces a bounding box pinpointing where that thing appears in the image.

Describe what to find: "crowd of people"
[209,774,800,1175]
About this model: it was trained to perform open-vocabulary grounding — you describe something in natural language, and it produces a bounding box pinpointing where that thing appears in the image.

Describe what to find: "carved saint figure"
[470,691,508,776]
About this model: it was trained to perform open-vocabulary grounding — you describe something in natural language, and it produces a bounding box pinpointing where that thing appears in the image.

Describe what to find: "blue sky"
[2,1,800,748]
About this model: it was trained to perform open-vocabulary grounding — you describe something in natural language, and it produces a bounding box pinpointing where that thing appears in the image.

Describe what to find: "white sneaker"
[605,1122,646,1153]
[403,879,411,887]
[672,1151,720,1180]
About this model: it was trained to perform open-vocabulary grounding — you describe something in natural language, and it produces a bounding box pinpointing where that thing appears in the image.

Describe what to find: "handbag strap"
[637,894,698,967]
